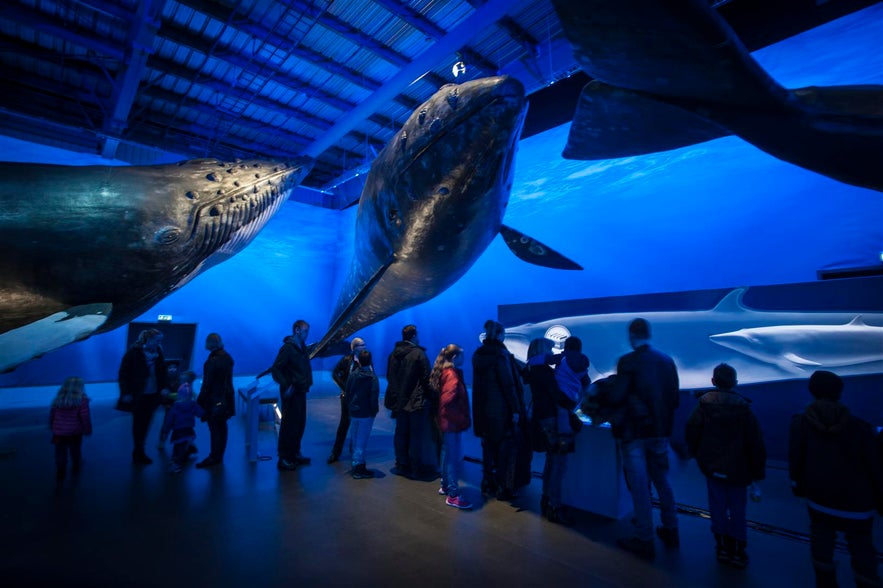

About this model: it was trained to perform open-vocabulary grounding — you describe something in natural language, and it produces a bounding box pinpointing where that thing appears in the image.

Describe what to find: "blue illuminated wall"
[1,5,881,388]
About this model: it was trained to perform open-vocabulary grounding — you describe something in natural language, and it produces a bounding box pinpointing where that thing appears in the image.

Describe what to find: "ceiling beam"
[100,0,166,159]
[303,0,534,159]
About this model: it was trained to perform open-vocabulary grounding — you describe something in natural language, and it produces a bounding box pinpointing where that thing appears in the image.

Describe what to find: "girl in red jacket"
[431,344,472,510]
[50,377,92,481]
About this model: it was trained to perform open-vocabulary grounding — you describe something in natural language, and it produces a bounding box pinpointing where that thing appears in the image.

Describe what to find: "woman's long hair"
[52,376,88,409]
[429,344,463,392]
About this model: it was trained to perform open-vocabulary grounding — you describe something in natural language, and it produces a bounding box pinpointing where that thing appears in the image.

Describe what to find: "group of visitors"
[49,314,881,586]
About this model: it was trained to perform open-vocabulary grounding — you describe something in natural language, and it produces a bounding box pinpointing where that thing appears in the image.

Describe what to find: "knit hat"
[809,370,843,401]
[351,337,366,352]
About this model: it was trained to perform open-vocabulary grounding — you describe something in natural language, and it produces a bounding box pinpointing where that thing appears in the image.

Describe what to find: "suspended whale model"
[501,288,883,389]
[551,0,883,192]
[311,76,582,357]
[0,157,313,372]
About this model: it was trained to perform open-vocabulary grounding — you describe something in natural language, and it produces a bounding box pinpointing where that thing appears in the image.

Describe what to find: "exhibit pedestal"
[560,425,631,519]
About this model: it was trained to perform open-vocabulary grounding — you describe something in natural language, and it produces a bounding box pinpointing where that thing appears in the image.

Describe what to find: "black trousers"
[331,394,351,458]
[277,388,307,461]
[132,393,161,456]
[206,415,229,461]
[54,435,83,471]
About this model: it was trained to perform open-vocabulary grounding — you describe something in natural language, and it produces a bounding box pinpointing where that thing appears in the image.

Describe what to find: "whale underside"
[551,0,883,192]
[311,76,582,357]
[0,157,312,371]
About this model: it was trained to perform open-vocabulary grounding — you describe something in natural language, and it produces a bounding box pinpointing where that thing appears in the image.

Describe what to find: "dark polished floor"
[1,375,878,587]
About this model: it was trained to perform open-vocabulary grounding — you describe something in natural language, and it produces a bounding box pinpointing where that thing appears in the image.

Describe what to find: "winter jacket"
[198,348,236,420]
[554,351,590,434]
[50,398,92,437]
[161,398,205,443]
[523,356,568,421]
[267,336,313,394]
[685,389,766,486]
[471,339,525,440]
[609,343,680,442]
[385,341,431,413]
[438,367,471,433]
[118,345,169,406]
[789,399,883,519]
[332,354,358,392]
[345,366,380,418]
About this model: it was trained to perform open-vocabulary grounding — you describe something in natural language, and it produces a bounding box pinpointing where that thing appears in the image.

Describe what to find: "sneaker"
[730,542,749,569]
[438,486,447,496]
[617,537,655,560]
[352,464,375,479]
[656,525,680,548]
[277,458,298,471]
[445,495,472,510]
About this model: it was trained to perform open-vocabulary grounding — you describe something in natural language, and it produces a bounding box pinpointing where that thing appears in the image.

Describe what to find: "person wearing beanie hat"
[196,332,235,468]
[328,337,368,464]
[789,370,883,587]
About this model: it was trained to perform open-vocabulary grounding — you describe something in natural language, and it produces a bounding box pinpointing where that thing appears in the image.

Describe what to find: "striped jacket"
[50,398,92,437]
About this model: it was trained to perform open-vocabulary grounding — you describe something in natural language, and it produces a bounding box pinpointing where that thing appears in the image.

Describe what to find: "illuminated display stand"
[560,416,631,520]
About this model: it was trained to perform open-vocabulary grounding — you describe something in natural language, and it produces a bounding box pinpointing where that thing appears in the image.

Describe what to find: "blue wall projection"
[0,4,880,390]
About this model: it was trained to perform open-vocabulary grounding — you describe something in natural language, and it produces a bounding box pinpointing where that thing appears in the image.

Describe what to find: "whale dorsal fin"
[712,288,748,313]
[499,225,583,270]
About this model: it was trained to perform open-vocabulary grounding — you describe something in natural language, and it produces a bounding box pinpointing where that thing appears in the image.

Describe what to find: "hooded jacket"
[789,399,883,518]
[685,389,766,486]
[345,366,380,419]
[385,340,430,413]
[268,336,313,394]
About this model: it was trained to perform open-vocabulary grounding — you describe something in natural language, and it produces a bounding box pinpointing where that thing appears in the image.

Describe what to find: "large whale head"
[316,76,527,351]
[0,157,313,336]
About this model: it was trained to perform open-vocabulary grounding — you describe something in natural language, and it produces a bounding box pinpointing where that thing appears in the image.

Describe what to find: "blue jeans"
[441,432,463,496]
[707,477,747,541]
[621,437,678,541]
[350,416,374,467]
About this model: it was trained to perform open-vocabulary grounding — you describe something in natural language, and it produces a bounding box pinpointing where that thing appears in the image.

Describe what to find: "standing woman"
[432,344,472,510]
[196,332,235,468]
[118,329,169,465]
[472,319,526,500]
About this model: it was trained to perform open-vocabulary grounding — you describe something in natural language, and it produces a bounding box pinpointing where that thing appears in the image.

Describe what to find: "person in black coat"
[686,364,766,568]
[118,329,170,465]
[472,319,526,500]
[386,325,434,479]
[196,333,235,468]
[789,370,883,588]
[259,320,313,471]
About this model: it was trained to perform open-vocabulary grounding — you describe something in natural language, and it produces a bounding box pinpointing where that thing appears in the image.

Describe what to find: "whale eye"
[388,209,398,222]
[154,226,181,245]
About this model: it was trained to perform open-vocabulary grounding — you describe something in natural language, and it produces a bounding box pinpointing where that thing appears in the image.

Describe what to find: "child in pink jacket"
[50,377,92,481]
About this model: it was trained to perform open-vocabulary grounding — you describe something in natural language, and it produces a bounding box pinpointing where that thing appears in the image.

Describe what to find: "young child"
[158,360,181,449]
[344,349,379,479]
[50,377,93,481]
[160,371,205,473]
[685,363,766,568]
[432,344,472,510]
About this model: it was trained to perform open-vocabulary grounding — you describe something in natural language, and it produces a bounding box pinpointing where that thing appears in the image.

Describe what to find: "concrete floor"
[0,375,877,587]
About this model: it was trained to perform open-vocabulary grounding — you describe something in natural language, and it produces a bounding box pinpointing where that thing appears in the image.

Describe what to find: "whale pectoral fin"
[499,225,583,270]
[309,257,395,359]
[783,352,822,367]
[0,303,112,373]
[563,81,730,160]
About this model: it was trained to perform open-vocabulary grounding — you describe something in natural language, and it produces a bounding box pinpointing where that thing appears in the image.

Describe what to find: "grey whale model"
[0,157,312,371]
[311,76,582,357]
[551,0,883,192]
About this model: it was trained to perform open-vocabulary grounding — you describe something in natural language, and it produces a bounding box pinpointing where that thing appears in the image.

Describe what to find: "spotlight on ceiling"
[452,59,466,78]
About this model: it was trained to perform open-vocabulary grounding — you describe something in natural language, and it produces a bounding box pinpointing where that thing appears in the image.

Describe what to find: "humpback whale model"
[0,157,312,372]
[311,76,582,357]
[551,0,883,192]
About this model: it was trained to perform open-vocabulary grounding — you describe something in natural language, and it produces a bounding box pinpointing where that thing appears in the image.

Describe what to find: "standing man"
[260,320,313,471]
[328,337,366,464]
[789,370,883,588]
[118,328,170,465]
[196,332,235,468]
[386,325,433,480]
[610,318,680,559]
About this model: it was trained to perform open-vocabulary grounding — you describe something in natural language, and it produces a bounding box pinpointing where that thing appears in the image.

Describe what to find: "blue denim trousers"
[441,431,463,496]
[350,416,374,467]
[706,477,748,541]
[621,437,678,541]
